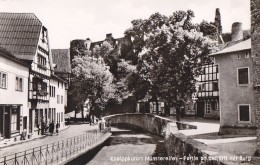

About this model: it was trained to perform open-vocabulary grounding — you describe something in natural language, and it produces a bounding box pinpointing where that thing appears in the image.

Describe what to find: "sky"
[0,0,250,49]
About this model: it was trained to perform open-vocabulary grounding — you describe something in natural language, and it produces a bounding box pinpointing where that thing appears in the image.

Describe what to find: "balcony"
[38,63,47,70]
[197,91,219,98]
[29,90,49,103]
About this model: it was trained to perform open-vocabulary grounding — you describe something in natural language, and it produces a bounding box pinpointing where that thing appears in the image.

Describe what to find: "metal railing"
[0,129,109,165]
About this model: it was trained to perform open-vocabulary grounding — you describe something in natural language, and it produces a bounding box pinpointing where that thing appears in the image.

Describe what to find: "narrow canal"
[87,127,169,165]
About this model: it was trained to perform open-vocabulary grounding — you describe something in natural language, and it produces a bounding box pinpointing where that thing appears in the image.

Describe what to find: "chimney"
[106,33,112,39]
[231,22,243,41]
[84,38,92,50]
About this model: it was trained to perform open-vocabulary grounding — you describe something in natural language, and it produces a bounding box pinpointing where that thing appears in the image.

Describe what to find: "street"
[0,124,99,158]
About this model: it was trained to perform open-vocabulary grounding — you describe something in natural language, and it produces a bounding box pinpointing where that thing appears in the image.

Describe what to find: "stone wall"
[251,0,260,154]
[165,133,223,165]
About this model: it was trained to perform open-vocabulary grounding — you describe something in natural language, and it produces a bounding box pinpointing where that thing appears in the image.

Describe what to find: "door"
[0,106,3,137]
[196,102,204,118]
[29,110,32,133]
[4,106,11,138]
[23,116,27,130]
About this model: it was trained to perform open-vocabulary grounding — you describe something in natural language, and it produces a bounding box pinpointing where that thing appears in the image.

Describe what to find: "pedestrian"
[98,119,102,132]
[91,115,95,125]
[49,121,54,136]
[41,119,45,135]
[37,123,40,135]
[20,129,27,140]
[56,122,60,135]
[89,115,92,126]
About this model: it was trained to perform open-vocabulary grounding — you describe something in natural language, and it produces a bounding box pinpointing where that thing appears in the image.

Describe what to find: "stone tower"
[215,8,222,34]
[251,0,260,155]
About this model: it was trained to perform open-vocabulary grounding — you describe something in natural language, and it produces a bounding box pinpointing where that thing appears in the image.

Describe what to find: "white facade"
[0,53,29,139]
[49,75,66,129]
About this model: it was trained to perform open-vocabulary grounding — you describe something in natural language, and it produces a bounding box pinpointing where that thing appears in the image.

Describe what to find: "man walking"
[56,122,60,135]
[49,121,54,136]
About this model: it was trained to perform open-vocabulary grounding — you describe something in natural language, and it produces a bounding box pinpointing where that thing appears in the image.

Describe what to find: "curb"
[0,125,70,150]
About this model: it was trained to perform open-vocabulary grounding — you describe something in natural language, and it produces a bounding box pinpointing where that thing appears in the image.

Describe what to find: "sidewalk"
[0,123,100,158]
[0,125,71,149]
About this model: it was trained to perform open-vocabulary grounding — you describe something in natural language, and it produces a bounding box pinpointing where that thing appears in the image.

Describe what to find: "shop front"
[0,105,22,139]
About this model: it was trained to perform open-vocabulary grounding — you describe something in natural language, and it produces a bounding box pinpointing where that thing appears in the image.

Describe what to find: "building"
[0,13,52,137]
[210,22,255,135]
[49,74,67,129]
[196,63,220,119]
[0,46,29,139]
[51,49,71,86]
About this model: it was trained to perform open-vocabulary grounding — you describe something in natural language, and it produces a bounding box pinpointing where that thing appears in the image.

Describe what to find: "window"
[211,100,219,111]
[238,67,249,85]
[0,72,7,88]
[37,54,47,69]
[48,108,51,121]
[237,53,241,59]
[201,83,206,91]
[61,95,63,104]
[212,82,219,91]
[205,101,210,114]
[15,77,23,91]
[11,107,20,132]
[238,105,251,122]
[11,113,18,132]
[57,95,60,104]
[245,51,250,58]
[35,109,39,128]
[61,112,63,122]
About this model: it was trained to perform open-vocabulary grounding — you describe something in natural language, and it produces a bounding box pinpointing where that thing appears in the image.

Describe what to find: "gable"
[0,13,42,61]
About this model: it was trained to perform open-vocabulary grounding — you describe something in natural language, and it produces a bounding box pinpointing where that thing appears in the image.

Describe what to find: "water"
[87,127,169,165]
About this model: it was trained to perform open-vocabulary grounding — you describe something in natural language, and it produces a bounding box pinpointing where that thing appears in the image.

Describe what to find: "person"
[89,115,92,126]
[37,123,40,135]
[49,121,54,136]
[98,119,102,132]
[56,122,60,135]
[20,129,27,140]
[41,119,46,135]
[91,115,95,125]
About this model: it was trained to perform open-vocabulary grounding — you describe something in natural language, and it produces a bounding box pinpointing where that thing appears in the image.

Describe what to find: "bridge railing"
[0,129,109,165]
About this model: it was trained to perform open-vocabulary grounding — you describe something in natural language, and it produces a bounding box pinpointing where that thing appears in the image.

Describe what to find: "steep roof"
[0,45,29,67]
[51,49,71,73]
[0,13,42,61]
[210,38,251,56]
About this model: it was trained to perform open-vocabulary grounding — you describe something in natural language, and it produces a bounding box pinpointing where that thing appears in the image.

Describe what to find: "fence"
[0,129,108,165]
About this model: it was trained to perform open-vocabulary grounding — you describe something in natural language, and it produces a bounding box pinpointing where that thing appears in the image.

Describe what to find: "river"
[87,127,169,165]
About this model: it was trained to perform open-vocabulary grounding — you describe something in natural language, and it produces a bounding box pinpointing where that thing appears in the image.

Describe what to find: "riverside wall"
[104,113,223,165]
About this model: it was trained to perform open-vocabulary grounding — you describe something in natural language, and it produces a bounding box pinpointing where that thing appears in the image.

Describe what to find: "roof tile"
[0,12,42,60]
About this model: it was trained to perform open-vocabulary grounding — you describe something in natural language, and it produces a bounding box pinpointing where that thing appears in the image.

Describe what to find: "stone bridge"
[104,113,197,137]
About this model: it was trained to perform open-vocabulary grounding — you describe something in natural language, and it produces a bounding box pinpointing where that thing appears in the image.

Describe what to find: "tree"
[125,10,218,120]
[69,43,116,118]
[69,41,136,117]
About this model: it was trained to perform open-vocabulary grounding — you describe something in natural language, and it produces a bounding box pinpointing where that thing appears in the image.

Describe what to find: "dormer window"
[41,27,47,43]
[237,53,240,59]
[245,51,250,58]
